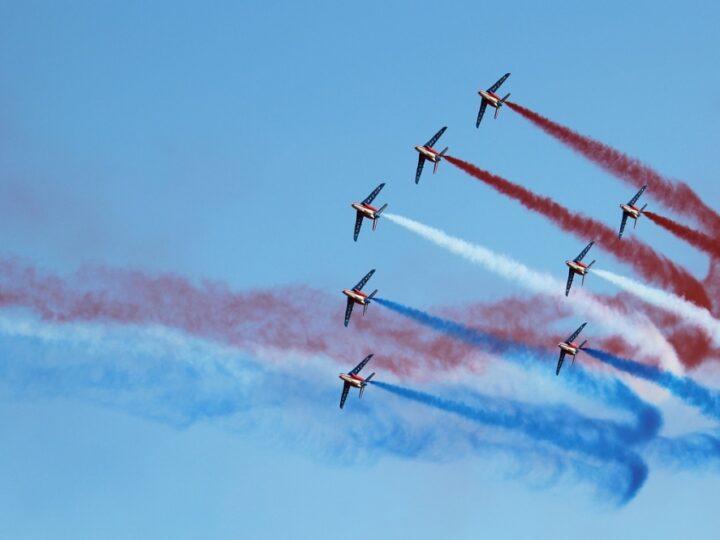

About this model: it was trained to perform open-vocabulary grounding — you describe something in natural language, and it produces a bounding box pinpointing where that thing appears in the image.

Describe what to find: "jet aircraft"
[338,353,376,409]
[414,126,448,184]
[342,269,377,327]
[565,241,595,296]
[618,186,648,239]
[476,73,511,127]
[556,322,588,375]
[352,183,387,242]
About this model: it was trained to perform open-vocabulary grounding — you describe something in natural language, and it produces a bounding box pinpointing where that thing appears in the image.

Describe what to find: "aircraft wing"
[565,322,587,343]
[574,241,595,262]
[556,350,567,375]
[349,353,374,375]
[362,182,386,205]
[488,72,511,93]
[618,213,629,239]
[565,268,575,297]
[424,126,447,148]
[353,269,376,291]
[339,382,351,409]
[415,154,425,184]
[628,185,647,206]
[475,100,488,128]
[353,212,364,242]
[344,298,355,327]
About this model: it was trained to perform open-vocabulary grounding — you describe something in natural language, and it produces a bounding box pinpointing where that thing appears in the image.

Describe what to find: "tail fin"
[359,373,375,398]
[363,290,378,316]
[636,204,647,229]
[372,204,388,231]
[495,94,511,119]
[581,261,595,286]
[573,340,587,364]
[433,148,448,175]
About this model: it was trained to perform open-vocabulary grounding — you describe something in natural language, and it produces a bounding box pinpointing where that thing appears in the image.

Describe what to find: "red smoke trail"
[506,101,720,235]
[444,155,711,310]
[644,211,720,259]
[0,258,579,377]
[1,258,712,369]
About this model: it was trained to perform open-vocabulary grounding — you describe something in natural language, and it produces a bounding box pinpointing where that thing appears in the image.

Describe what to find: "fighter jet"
[476,73,511,127]
[352,183,388,242]
[556,322,588,375]
[618,186,648,239]
[342,269,377,327]
[414,126,448,184]
[338,353,376,409]
[565,241,595,296]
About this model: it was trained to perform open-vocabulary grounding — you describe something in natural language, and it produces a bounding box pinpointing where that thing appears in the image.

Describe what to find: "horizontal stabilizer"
[362,290,377,317]
[373,204,388,230]
[586,260,596,269]
[365,372,375,383]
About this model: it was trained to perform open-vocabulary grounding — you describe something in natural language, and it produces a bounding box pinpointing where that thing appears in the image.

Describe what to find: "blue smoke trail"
[585,347,720,420]
[647,432,720,470]
[372,380,648,504]
[374,297,661,443]
[0,319,641,500]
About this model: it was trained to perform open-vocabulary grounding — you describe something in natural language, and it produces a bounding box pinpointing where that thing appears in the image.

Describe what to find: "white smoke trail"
[593,268,720,346]
[383,213,682,373]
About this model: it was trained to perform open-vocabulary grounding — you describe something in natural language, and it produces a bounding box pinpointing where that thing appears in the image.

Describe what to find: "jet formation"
[338,73,657,407]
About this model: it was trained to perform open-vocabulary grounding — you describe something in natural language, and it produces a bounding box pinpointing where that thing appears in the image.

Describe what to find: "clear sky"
[1,1,719,538]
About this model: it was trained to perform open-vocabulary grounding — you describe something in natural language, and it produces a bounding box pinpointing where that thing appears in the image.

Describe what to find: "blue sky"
[1,1,720,538]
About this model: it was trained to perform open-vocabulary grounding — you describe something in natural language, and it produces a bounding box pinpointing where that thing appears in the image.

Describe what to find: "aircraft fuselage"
[415,145,442,162]
[620,203,642,219]
[478,90,503,108]
[566,260,590,276]
[558,341,580,356]
[339,373,366,388]
[343,288,369,305]
[351,202,379,219]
